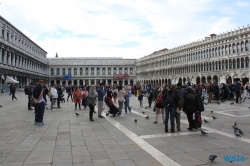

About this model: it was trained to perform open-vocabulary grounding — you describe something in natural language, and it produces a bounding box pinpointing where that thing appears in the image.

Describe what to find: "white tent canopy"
[5,76,19,84]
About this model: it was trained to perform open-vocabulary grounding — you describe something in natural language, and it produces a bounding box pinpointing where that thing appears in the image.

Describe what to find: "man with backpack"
[24,83,33,110]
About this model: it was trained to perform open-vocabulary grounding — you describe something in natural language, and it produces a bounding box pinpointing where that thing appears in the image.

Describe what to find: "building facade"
[48,57,136,86]
[0,16,48,90]
[136,26,250,86]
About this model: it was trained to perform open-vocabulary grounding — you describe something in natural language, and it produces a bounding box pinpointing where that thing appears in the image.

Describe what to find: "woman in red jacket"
[73,87,82,110]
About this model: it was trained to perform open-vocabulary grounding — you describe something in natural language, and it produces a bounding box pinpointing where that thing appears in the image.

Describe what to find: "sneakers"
[98,115,105,118]
[90,119,94,121]
[153,121,158,124]
[38,122,45,125]
[34,122,38,125]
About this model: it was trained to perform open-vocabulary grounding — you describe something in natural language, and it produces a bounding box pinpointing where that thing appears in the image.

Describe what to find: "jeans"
[148,99,152,107]
[139,100,143,107]
[28,96,32,109]
[35,102,45,123]
[118,100,123,115]
[98,101,103,116]
[67,93,73,101]
[164,106,175,130]
[124,100,131,113]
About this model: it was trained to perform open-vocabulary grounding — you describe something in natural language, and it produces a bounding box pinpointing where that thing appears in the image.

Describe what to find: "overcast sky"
[1,0,250,59]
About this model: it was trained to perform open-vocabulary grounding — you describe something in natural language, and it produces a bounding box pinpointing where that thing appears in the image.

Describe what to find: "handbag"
[86,97,93,105]
[194,112,202,129]
[30,97,36,107]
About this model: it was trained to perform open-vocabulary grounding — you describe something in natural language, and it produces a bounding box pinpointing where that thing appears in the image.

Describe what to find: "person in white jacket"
[51,84,58,110]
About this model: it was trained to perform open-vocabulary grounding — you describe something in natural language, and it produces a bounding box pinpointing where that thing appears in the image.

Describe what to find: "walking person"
[124,86,132,114]
[33,80,46,125]
[51,84,58,111]
[138,92,143,108]
[97,83,105,118]
[57,85,62,108]
[234,79,241,104]
[163,85,179,133]
[175,82,184,131]
[153,84,160,111]
[67,84,73,102]
[117,86,126,116]
[153,91,165,124]
[147,90,153,108]
[11,84,17,101]
[213,82,219,103]
[73,87,82,110]
[25,83,33,110]
[82,86,89,110]
[87,85,97,121]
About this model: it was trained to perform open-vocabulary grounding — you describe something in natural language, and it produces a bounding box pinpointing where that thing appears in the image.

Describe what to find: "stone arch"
[207,75,212,83]
[201,76,206,84]
[241,73,249,85]
[213,75,218,83]
[196,76,200,85]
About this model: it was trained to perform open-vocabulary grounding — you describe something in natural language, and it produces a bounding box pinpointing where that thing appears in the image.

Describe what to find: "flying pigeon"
[209,155,217,162]
[134,119,137,123]
[212,116,217,119]
[145,116,149,119]
[142,111,145,114]
[106,113,109,116]
[204,119,209,123]
[239,129,244,135]
[201,130,208,135]
[75,113,79,116]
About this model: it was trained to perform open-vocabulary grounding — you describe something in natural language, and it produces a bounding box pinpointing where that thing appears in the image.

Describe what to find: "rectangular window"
[7,33,9,41]
[2,30,4,38]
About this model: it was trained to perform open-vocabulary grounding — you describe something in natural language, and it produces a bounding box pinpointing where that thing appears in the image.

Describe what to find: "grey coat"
[175,87,184,109]
[87,89,97,106]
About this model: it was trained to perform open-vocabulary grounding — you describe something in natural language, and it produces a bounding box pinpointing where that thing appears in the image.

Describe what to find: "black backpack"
[165,91,175,107]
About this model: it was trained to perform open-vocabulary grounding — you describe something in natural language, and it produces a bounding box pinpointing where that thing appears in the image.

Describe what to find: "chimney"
[55,52,58,58]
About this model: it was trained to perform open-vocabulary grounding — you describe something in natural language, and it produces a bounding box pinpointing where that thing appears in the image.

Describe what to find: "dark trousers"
[148,99,152,107]
[89,104,94,120]
[57,98,61,108]
[12,92,17,100]
[28,96,31,109]
[67,93,73,101]
[35,102,45,123]
[214,92,219,101]
[186,112,194,129]
[235,91,240,103]
[75,103,80,108]
[164,106,175,130]
[82,99,87,108]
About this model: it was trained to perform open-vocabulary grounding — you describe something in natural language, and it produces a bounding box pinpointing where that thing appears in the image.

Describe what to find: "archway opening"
[226,76,232,84]
[213,75,218,83]
[201,76,206,84]
[73,80,77,86]
[242,74,249,85]
[196,76,200,85]
[178,78,182,84]
[207,76,212,83]
[56,80,60,85]
[183,77,186,84]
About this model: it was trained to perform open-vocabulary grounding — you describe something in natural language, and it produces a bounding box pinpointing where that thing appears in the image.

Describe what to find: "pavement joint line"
[139,131,208,139]
[101,111,181,166]
[131,109,250,144]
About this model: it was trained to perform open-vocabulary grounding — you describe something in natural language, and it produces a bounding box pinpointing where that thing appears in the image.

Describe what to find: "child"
[138,92,143,107]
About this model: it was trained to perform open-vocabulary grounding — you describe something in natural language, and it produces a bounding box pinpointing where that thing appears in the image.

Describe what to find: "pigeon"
[204,119,209,123]
[106,113,109,116]
[212,116,216,119]
[211,111,213,113]
[234,130,241,137]
[242,97,247,102]
[231,102,234,105]
[145,116,149,119]
[234,121,238,129]
[209,155,217,162]
[75,113,79,116]
[144,107,148,109]
[142,111,145,114]
[239,129,244,135]
[232,126,237,130]
[201,130,208,135]
[134,119,137,123]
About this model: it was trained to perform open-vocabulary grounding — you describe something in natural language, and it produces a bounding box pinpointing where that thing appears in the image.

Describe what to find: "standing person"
[11,84,17,101]
[107,87,113,99]
[213,82,219,103]
[183,87,197,131]
[33,80,46,125]
[175,82,184,131]
[117,86,126,116]
[51,84,58,111]
[124,86,132,114]
[153,91,165,124]
[9,84,12,95]
[73,87,82,110]
[138,92,144,108]
[112,85,118,104]
[147,90,153,108]
[152,84,160,111]
[82,86,89,110]
[194,87,204,129]
[96,83,105,118]
[67,84,73,102]
[234,79,241,104]
[57,85,62,108]
[25,83,33,110]
[229,82,235,101]
[88,85,97,121]
[163,85,179,133]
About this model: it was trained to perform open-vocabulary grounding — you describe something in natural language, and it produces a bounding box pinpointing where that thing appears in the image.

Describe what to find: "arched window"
[209,49,212,57]
[97,68,100,75]
[85,68,88,74]
[215,48,218,56]
[108,68,111,74]
[62,68,65,75]
[74,68,77,75]
[225,45,228,55]
[237,43,240,53]
[130,68,133,74]
[218,47,221,56]
[222,60,224,70]
[246,57,249,68]
[119,68,122,74]
[91,68,94,75]
[237,58,240,68]
[241,41,244,52]
[241,58,244,68]
[51,68,54,75]
[204,51,207,59]
[114,68,117,74]
[246,41,249,51]
[80,68,83,75]
[229,44,232,54]
[124,68,128,74]
[225,60,228,69]
[219,61,221,70]
[212,48,214,57]
[229,59,232,69]
[102,68,105,75]
[216,61,218,70]
[221,46,224,55]
[209,62,212,71]
[68,68,71,75]
[233,59,236,69]
[233,43,236,53]
[56,68,59,75]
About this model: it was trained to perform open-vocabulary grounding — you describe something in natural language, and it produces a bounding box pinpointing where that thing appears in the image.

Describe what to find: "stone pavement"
[0,92,250,166]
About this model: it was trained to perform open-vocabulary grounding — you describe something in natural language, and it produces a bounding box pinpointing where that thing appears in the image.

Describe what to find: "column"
[77,80,79,86]
[94,79,96,85]
[106,79,108,85]
[12,54,15,66]
[66,80,68,85]
[60,80,62,85]
[122,79,124,86]
[4,50,7,64]
[88,79,91,85]
[0,48,2,63]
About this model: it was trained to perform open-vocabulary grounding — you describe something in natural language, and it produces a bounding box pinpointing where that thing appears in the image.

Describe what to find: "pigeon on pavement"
[204,119,209,123]
[201,130,208,135]
[239,129,244,135]
[209,155,217,162]
[142,111,145,114]
[212,116,217,119]
[145,116,149,119]
[134,119,137,123]
[75,113,79,116]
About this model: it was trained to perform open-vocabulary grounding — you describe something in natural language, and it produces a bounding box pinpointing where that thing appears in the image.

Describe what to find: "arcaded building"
[136,27,250,85]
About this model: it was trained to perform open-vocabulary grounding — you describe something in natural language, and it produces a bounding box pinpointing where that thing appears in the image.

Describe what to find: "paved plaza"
[1,92,250,166]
